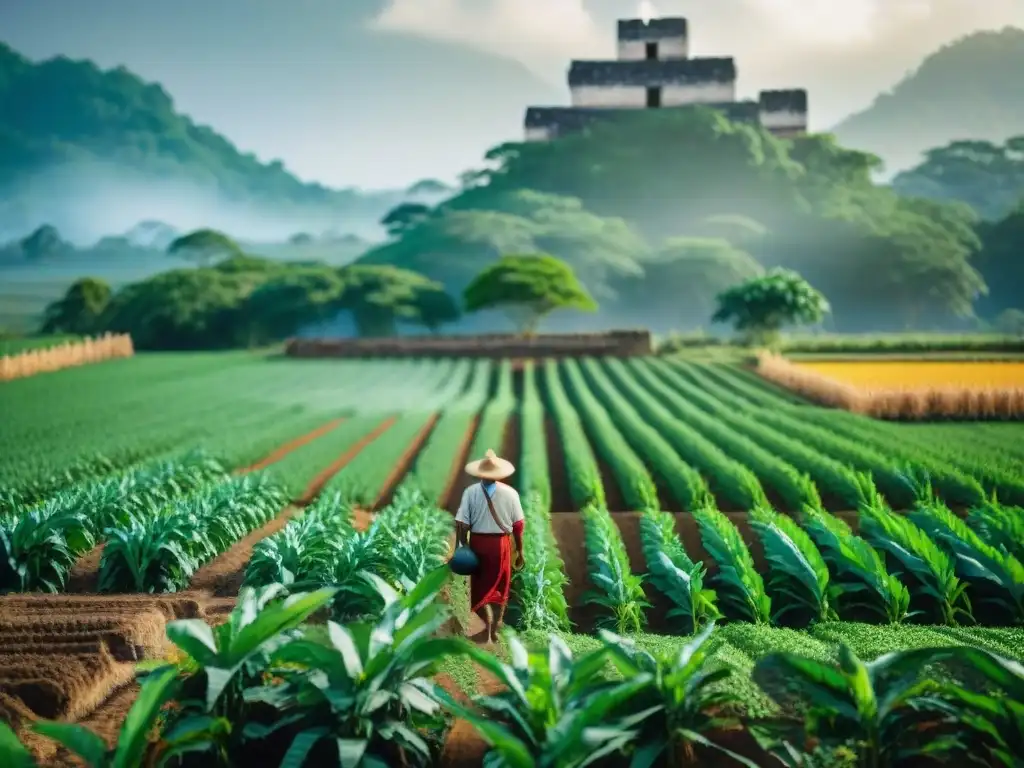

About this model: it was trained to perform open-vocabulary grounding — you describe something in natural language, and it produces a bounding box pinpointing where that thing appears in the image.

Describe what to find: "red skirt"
[469,533,512,612]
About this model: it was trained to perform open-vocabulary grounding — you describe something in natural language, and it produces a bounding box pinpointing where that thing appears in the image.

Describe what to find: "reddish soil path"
[441,415,483,512]
[544,418,573,512]
[189,416,398,596]
[373,414,440,510]
[297,417,398,504]
[548,512,599,632]
[238,417,347,474]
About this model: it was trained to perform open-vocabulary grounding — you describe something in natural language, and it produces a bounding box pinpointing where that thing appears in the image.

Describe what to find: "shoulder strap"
[481,481,511,535]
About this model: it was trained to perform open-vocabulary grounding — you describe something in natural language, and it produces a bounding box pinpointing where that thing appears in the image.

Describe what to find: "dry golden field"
[756,354,1024,420]
[792,361,1024,389]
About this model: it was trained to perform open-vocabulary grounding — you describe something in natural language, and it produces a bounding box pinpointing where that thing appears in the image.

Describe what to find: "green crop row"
[559,359,659,511]
[653,361,865,508]
[265,414,397,497]
[99,472,288,593]
[623,359,815,511]
[244,492,355,590]
[509,362,571,633]
[0,450,229,592]
[399,360,493,503]
[596,358,763,510]
[540,360,603,508]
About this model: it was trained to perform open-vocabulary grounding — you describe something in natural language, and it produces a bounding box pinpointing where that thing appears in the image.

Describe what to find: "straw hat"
[465,449,515,480]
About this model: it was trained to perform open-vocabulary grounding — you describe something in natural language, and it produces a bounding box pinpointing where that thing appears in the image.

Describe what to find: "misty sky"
[2,0,1020,189]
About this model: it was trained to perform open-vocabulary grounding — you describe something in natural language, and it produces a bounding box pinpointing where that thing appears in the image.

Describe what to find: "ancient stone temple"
[524,16,808,141]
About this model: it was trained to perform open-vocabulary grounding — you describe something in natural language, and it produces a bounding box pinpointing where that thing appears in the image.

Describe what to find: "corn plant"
[581,503,647,633]
[752,644,1005,768]
[800,502,910,624]
[0,666,181,768]
[750,503,836,627]
[910,495,1024,625]
[244,492,354,590]
[968,500,1024,563]
[98,473,287,593]
[639,509,720,634]
[599,623,761,767]
[856,476,972,626]
[692,502,771,624]
[0,504,93,592]
[245,567,466,767]
[438,630,653,768]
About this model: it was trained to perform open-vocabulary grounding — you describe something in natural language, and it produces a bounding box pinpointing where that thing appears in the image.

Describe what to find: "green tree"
[243,267,346,345]
[628,238,764,331]
[975,202,1024,319]
[380,202,432,237]
[40,277,112,334]
[463,253,597,335]
[335,264,445,337]
[168,229,242,267]
[412,285,461,333]
[712,268,830,345]
[994,308,1024,336]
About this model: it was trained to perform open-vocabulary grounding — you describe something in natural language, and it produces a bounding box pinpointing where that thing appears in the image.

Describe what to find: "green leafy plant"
[750,504,836,627]
[439,631,652,768]
[244,566,467,767]
[639,509,720,634]
[600,623,761,767]
[692,502,771,624]
[752,644,966,767]
[712,268,830,347]
[581,503,648,634]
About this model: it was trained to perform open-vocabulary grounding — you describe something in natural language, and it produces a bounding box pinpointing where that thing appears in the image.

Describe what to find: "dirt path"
[373,414,440,510]
[549,512,599,632]
[441,415,482,512]
[189,416,398,596]
[544,418,573,512]
[237,417,347,474]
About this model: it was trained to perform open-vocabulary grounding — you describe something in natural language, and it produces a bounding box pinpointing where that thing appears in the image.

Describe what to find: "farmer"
[454,449,525,644]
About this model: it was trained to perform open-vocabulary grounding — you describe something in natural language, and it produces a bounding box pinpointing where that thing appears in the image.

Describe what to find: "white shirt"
[455,481,524,533]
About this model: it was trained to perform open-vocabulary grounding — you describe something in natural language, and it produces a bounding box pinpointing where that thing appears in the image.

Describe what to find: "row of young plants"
[687,361,991,507]
[244,487,453,619]
[0,450,229,592]
[398,359,493,503]
[509,361,572,633]
[617,359,817,511]
[641,359,866,509]
[98,472,289,592]
[540,360,646,633]
[582,358,759,510]
[5,573,1021,768]
[569,358,709,510]
[0,351,369,492]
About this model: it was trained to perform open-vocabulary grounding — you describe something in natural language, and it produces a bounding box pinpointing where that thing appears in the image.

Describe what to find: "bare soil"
[441,415,483,512]
[595,457,626,511]
[548,512,601,632]
[544,418,573,512]
[373,414,440,510]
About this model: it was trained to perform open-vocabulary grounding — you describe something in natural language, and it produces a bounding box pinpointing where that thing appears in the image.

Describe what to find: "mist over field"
[0,162,400,246]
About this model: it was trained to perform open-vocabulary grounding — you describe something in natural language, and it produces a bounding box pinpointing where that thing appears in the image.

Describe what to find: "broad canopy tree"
[168,229,242,267]
[712,268,830,345]
[41,277,112,335]
[463,253,597,335]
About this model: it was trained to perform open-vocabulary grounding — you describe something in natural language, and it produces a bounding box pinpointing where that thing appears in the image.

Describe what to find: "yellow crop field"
[792,361,1024,390]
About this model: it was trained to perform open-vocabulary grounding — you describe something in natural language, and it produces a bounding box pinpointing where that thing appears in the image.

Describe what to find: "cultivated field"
[1,351,1022,765]
[793,360,1024,389]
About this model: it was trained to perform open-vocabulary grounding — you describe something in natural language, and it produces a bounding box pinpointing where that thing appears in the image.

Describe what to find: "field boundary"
[284,330,652,359]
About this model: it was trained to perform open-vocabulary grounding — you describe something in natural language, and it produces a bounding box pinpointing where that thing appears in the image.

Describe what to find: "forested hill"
[832,27,1024,174]
[0,42,410,233]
